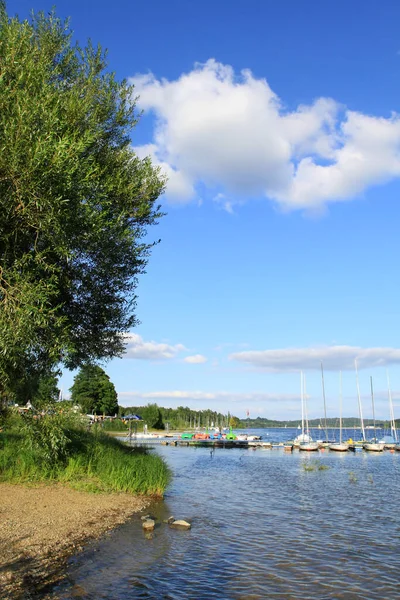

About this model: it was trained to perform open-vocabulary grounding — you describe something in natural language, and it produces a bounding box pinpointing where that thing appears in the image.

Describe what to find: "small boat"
[378,435,396,450]
[329,442,349,452]
[193,432,210,440]
[348,441,363,452]
[379,372,398,449]
[294,432,312,445]
[181,432,194,440]
[363,377,385,452]
[299,441,319,452]
[297,372,319,452]
[355,359,367,445]
[133,433,160,439]
[329,372,349,452]
[363,440,385,452]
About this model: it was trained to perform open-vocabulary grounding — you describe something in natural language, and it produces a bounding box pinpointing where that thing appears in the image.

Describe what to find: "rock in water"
[162,516,175,524]
[170,520,191,530]
[142,519,155,531]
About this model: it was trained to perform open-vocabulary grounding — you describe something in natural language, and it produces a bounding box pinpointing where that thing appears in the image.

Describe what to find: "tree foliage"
[0,7,165,396]
[8,368,60,408]
[136,403,163,428]
[229,416,241,428]
[120,404,230,430]
[70,365,118,415]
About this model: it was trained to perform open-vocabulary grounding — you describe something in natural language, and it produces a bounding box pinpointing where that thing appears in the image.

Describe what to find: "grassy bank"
[0,411,170,496]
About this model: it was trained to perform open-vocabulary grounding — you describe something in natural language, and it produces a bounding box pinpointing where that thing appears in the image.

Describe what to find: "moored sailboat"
[329,371,349,452]
[297,372,319,452]
[379,371,398,449]
[348,360,366,452]
[318,362,332,447]
[363,377,384,452]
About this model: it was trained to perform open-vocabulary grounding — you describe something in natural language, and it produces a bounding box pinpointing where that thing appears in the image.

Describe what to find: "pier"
[123,434,400,452]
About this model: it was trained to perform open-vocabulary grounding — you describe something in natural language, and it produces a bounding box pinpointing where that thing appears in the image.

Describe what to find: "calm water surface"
[54,428,400,599]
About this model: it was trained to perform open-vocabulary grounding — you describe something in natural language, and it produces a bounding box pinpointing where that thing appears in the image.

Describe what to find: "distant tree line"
[238,416,395,428]
[119,404,235,430]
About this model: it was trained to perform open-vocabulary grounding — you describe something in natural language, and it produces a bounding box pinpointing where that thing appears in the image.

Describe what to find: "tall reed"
[0,411,170,496]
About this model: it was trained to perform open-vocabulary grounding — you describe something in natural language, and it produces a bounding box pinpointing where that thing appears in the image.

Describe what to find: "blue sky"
[9,0,400,420]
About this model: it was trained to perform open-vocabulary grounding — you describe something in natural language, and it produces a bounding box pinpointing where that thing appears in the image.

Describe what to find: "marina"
[123,427,400,453]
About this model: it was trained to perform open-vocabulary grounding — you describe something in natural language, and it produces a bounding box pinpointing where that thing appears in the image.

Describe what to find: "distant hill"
[238,416,395,428]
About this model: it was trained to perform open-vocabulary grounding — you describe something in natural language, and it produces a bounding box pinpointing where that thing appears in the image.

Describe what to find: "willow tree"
[0,5,165,399]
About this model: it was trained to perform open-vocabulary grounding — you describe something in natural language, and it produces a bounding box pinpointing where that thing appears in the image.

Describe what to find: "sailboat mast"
[355,359,366,441]
[304,373,309,435]
[301,371,304,436]
[387,370,398,442]
[321,362,329,442]
[370,376,377,440]
[339,371,343,445]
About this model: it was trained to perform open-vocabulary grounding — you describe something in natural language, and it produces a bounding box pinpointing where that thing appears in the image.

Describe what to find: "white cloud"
[123,333,185,360]
[131,60,400,211]
[183,354,208,364]
[230,345,400,372]
[134,143,195,202]
[117,389,303,419]
[118,389,297,404]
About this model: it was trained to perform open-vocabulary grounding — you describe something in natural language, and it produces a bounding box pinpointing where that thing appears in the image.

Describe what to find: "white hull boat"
[329,373,348,452]
[363,441,385,452]
[364,378,384,452]
[296,372,318,451]
[329,442,349,452]
[299,441,319,452]
[293,432,312,446]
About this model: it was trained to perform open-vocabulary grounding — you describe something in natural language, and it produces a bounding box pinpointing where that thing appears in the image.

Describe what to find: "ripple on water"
[55,439,400,599]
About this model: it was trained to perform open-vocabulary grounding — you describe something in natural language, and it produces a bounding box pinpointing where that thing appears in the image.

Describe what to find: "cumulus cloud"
[123,333,185,360]
[230,345,400,372]
[183,354,208,364]
[130,60,400,211]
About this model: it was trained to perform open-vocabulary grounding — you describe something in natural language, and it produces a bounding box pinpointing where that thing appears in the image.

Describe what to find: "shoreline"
[0,482,151,599]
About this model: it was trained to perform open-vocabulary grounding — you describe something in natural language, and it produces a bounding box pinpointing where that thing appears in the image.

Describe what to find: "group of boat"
[181,430,261,441]
[293,365,399,453]
[291,435,400,453]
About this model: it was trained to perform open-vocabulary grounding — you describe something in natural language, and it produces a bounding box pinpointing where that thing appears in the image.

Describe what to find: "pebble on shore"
[0,483,150,600]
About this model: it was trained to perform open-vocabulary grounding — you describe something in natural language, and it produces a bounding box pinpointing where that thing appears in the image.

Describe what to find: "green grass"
[302,459,330,472]
[0,412,170,496]
[100,419,129,432]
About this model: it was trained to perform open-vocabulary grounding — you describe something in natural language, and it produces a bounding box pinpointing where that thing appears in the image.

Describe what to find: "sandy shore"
[0,483,150,599]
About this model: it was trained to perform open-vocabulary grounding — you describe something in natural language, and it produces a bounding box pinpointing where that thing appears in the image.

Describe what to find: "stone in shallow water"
[170,520,191,530]
[142,519,155,531]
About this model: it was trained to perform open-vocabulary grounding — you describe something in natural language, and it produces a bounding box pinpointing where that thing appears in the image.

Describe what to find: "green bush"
[100,419,128,432]
[0,409,170,496]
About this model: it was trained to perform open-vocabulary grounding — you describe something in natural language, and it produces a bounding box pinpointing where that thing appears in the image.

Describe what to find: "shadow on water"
[53,429,400,600]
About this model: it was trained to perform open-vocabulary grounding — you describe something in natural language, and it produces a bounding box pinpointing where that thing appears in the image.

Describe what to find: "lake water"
[54,428,400,599]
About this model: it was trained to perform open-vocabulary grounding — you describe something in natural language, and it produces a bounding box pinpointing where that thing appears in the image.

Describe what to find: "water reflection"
[55,429,400,599]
